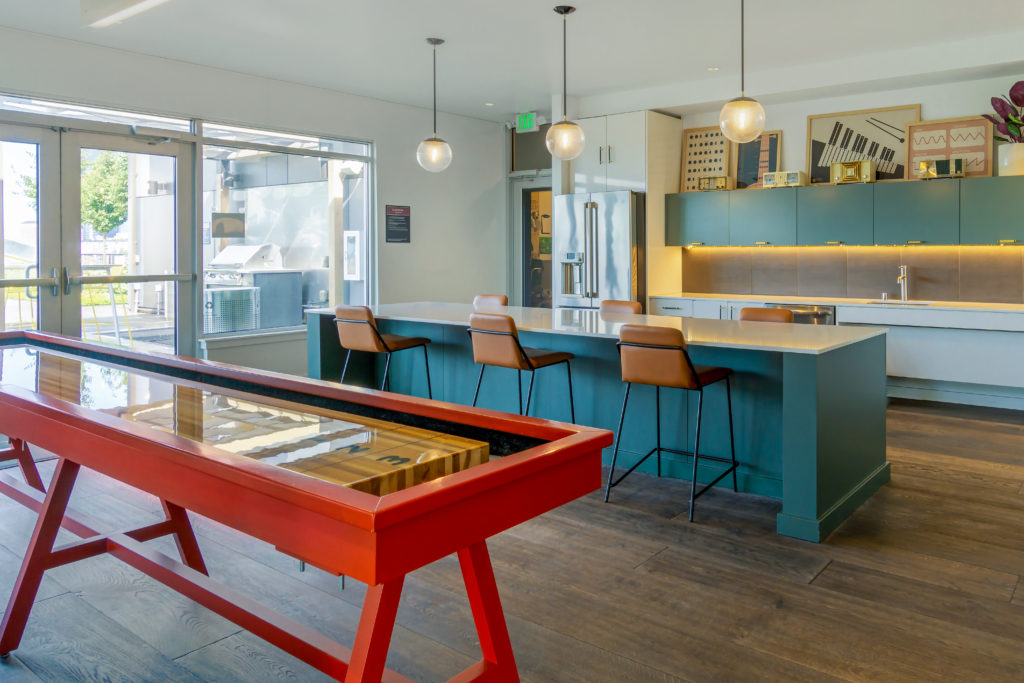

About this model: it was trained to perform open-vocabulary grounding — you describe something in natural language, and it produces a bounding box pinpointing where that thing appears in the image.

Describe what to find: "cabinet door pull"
[826,240,844,245]
[663,306,681,310]
[607,145,613,163]
[754,241,771,246]
[598,146,603,164]
[906,240,925,245]
[687,242,705,247]
[999,239,1017,244]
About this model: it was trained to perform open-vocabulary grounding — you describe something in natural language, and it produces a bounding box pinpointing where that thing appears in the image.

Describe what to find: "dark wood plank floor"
[2,398,1024,681]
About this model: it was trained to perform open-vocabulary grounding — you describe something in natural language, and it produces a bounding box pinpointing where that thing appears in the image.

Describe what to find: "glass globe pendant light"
[417,37,453,172]
[719,0,765,143]
[545,6,585,161]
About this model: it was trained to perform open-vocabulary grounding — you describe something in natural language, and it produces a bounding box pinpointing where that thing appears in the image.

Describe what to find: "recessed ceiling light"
[484,103,495,107]
[707,66,719,72]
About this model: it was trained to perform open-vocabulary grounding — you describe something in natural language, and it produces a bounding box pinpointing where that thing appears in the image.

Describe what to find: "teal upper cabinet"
[729,187,797,246]
[873,180,959,245]
[665,192,729,246]
[796,184,873,245]
[960,176,1024,245]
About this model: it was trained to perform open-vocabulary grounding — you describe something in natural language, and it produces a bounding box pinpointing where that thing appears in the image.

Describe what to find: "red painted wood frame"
[0,331,612,682]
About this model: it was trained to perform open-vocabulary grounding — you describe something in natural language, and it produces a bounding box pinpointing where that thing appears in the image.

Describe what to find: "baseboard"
[887,377,1024,411]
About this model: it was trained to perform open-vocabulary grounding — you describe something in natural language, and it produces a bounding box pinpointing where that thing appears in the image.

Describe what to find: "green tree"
[81,151,129,237]
[17,173,37,210]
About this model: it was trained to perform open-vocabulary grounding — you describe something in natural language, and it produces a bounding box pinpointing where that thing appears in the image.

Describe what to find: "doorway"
[0,123,195,353]
[521,187,552,308]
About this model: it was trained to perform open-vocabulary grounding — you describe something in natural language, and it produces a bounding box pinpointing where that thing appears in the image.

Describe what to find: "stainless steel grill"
[203,287,260,334]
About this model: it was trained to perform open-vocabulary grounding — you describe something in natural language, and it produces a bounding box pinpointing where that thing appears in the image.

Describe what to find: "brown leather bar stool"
[334,305,432,397]
[600,299,642,314]
[467,312,575,421]
[473,294,508,308]
[604,324,737,521]
[738,307,794,323]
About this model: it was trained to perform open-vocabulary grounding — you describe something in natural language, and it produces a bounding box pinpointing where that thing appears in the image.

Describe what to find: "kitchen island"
[307,303,889,542]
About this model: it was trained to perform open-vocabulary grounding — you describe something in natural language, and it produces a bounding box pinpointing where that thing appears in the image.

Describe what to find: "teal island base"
[308,308,889,542]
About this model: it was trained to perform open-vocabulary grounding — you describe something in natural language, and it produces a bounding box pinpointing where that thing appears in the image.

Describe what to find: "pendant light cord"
[432,43,438,136]
[740,0,745,97]
[562,12,568,121]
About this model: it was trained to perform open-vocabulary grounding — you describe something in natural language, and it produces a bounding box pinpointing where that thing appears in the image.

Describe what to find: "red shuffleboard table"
[0,331,611,682]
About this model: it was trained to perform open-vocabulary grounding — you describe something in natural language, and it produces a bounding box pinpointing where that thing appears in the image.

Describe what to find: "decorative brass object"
[698,176,733,191]
[830,160,876,184]
[763,170,807,188]
[916,158,965,179]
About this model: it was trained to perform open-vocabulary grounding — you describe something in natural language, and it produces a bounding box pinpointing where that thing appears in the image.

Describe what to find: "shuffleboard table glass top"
[0,345,489,495]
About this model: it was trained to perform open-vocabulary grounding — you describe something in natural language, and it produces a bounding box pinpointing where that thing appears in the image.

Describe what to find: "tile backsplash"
[680,246,1024,303]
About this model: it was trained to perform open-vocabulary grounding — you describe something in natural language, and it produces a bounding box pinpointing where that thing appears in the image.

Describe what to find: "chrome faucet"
[897,265,908,302]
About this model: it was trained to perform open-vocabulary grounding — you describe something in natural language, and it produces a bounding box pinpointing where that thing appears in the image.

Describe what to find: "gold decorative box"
[698,176,733,191]
[830,160,876,184]
[916,158,965,179]
[762,170,807,188]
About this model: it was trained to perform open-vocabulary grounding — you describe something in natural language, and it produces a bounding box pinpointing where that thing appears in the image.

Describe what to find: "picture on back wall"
[806,104,921,183]
[681,126,731,192]
[905,116,994,179]
[732,130,782,189]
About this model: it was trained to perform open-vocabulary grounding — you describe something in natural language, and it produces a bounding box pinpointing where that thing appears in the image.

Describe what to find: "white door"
[605,111,647,192]
[692,299,727,319]
[60,132,196,354]
[0,124,61,334]
[572,116,607,193]
[509,175,552,307]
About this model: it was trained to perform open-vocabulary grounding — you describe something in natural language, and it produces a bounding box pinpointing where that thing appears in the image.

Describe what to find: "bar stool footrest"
[691,463,739,502]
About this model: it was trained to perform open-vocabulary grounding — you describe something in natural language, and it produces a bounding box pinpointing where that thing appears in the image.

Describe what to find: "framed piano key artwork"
[806,104,921,184]
[905,116,994,179]
[731,130,782,189]
[681,126,731,192]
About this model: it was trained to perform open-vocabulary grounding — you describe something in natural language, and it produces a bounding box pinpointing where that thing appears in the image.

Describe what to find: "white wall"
[666,72,1024,176]
[0,27,508,305]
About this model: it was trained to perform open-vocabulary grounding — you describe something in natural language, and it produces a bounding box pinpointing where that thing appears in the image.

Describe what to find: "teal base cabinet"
[307,313,889,543]
[797,184,874,245]
[665,191,729,246]
[729,187,797,246]
[960,176,1024,245]
[873,180,959,245]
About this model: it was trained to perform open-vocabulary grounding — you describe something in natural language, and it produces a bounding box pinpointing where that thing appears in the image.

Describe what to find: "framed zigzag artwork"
[905,116,994,179]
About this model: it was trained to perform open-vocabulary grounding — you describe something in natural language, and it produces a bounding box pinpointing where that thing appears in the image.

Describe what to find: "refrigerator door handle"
[590,203,599,298]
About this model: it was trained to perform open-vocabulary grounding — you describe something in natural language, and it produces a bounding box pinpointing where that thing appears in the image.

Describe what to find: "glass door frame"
[59,131,197,354]
[0,122,62,333]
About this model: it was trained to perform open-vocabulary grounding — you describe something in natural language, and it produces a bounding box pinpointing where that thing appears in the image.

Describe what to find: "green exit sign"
[515,112,539,133]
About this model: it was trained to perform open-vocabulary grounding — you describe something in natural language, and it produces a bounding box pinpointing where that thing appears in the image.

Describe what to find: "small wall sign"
[385,205,411,243]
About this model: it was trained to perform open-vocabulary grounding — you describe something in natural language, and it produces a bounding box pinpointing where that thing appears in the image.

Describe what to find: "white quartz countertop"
[651,291,1024,313]
[312,303,885,355]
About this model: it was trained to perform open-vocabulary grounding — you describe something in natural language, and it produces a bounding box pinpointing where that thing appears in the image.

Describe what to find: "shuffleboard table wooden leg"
[345,576,405,683]
[161,500,208,576]
[0,457,80,656]
[458,540,519,682]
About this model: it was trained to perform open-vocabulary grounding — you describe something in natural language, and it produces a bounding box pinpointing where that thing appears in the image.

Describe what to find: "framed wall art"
[905,116,994,179]
[731,130,782,189]
[681,126,730,192]
[806,104,921,184]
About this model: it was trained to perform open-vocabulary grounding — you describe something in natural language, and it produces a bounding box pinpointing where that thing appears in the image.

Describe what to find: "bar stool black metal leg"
[525,371,535,416]
[726,376,737,492]
[655,385,662,477]
[422,344,433,399]
[565,361,575,423]
[517,369,523,415]
[472,365,485,407]
[604,382,632,502]
[381,352,392,392]
[340,349,352,384]
[689,389,704,522]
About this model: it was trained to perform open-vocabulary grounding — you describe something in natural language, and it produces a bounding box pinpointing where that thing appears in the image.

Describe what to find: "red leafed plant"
[984,81,1024,143]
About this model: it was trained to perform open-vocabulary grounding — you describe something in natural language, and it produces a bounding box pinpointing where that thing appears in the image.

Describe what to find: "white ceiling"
[1,0,1022,122]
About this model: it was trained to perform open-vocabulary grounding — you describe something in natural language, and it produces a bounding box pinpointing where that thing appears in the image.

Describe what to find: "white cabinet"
[692,299,728,319]
[573,111,648,193]
[649,297,693,317]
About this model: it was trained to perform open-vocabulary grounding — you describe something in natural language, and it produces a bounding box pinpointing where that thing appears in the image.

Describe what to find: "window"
[201,135,371,336]
[0,94,192,132]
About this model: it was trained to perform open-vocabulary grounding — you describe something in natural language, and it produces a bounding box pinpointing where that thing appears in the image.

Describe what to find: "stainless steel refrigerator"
[552,190,645,310]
